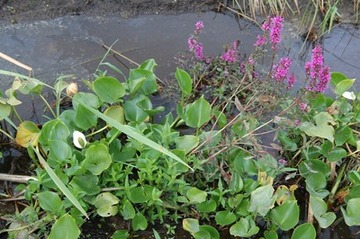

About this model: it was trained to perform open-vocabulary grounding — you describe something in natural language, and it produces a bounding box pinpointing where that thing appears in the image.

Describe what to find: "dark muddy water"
[1,12,360,239]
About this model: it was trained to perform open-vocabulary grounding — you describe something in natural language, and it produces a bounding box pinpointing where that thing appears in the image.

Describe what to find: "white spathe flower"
[342,91,356,100]
[73,130,87,149]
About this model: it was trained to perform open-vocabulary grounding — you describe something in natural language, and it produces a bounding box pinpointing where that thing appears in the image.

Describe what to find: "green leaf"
[111,230,130,239]
[182,218,200,233]
[341,198,360,226]
[298,159,331,178]
[123,95,151,123]
[132,212,148,231]
[49,214,80,239]
[215,210,236,226]
[49,140,72,162]
[93,76,125,103]
[325,147,347,162]
[270,200,299,231]
[334,79,355,96]
[310,196,336,228]
[291,223,316,239]
[186,187,207,204]
[73,93,101,130]
[264,230,278,239]
[175,67,192,96]
[129,67,157,96]
[175,135,199,154]
[330,72,348,87]
[0,103,11,120]
[335,126,352,146]
[75,99,193,171]
[82,144,112,175]
[278,130,297,152]
[185,96,211,128]
[249,184,275,216]
[194,225,220,239]
[122,200,135,220]
[40,119,70,144]
[37,191,64,215]
[196,199,217,213]
[94,192,120,217]
[70,174,101,195]
[347,171,360,184]
[104,106,125,126]
[230,216,259,237]
[299,112,335,142]
[306,173,329,198]
[128,186,152,203]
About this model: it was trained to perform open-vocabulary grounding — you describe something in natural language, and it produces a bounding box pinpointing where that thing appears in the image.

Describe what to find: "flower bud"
[66,82,78,97]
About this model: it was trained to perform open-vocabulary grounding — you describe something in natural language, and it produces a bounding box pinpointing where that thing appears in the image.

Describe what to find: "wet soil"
[0,0,220,23]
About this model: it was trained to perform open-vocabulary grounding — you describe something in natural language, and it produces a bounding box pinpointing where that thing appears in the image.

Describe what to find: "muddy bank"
[0,0,219,23]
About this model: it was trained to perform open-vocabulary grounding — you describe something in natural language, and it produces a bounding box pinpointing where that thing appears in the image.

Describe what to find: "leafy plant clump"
[0,17,359,239]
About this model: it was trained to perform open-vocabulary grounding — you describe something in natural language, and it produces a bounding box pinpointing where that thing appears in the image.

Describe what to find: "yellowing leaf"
[15,121,40,147]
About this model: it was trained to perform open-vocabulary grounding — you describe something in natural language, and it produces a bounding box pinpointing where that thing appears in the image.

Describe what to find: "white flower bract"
[73,130,87,149]
[342,91,356,100]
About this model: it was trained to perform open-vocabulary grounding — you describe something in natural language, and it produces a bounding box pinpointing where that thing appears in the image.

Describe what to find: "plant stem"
[86,125,108,137]
[39,94,56,118]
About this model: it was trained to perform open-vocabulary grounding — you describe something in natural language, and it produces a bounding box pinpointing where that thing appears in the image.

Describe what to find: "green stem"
[11,106,22,123]
[86,125,108,137]
[329,163,346,200]
[39,94,56,118]
[0,128,14,140]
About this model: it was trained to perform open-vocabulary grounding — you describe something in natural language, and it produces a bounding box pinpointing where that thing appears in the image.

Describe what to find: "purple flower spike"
[272,57,292,82]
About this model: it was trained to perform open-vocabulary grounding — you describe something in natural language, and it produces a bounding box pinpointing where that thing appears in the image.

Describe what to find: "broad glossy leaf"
[182,218,199,233]
[49,214,80,239]
[215,210,236,226]
[82,144,112,175]
[122,200,135,220]
[264,230,278,239]
[334,79,355,96]
[70,174,101,195]
[330,71,347,87]
[128,186,152,203]
[111,230,129,239]
[93,76,125,103]
[335,126,352,146]
[270,200,299,231]
[291,223,316,239]
[185,96,211,128]
[123,95,151,123]
[341,198,360,226]
[325,147,347,162]
[40,119,70,144]
[306,173,329,198]
[0,103,11,120]
[104,105,125,126]
[175,135,199,154]
[194,225,219,239]
[300,120,334,142]
[15,121,40,147]
[73,93,101,130]
[186,187,207,204]
[37,191,64,215]
[249,184,275,216]
[310,196,336,228]
[299,159,330,178]
[175,67,192,96]
[196,199,217,213]
[49,140,72,162]
[94,192,120,217]
[230,216,259,237]
[129,69,157,96]
[347,171,360,184]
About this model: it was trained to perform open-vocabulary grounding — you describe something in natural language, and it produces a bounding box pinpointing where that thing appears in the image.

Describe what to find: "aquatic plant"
[0,16,359,239]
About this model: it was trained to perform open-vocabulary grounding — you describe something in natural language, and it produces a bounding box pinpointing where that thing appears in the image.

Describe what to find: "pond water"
[1,11,360,239]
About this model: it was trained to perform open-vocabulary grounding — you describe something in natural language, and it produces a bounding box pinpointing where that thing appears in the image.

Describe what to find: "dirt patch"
[0,0,220,23]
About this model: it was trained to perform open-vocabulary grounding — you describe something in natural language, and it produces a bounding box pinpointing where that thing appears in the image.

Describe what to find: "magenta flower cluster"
[305,44,330,93]
[221,41,239,63]
[188,21,205,60]
[272,57,296,89]
[254,16,284,50]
